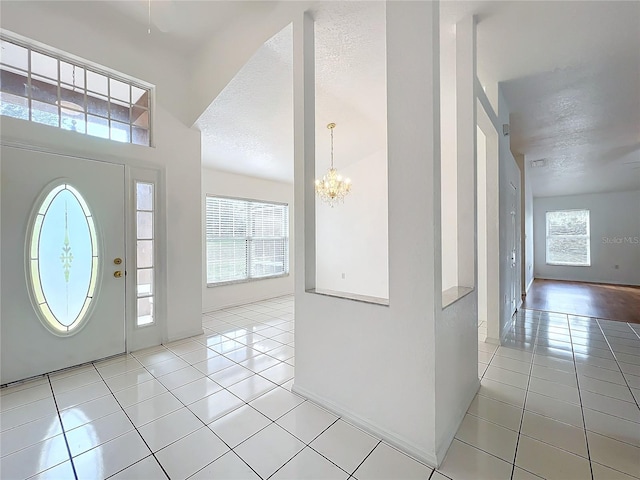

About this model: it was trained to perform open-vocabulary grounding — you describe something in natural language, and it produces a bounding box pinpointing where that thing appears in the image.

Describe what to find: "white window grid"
[0,34,152,146]
[136,182,155,326]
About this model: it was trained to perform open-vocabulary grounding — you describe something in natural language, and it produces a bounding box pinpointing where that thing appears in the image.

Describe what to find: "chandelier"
[315,123,352,207]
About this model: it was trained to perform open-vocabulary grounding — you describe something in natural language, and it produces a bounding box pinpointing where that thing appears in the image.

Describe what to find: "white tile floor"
[1,298,639,479]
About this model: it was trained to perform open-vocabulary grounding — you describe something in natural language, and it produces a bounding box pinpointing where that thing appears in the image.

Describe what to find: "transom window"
[546,209,591,266]
[0,35,152,146]
[206,196,289,286]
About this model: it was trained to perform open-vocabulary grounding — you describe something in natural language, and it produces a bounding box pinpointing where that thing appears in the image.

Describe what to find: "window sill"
[442,286,474,309]
[306,288,389,306]
[207,273,289,288]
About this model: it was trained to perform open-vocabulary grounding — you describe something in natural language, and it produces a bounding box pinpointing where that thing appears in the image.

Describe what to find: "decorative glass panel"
[135,182,155,327]
[0,91,29,120]
[0,40,28,70]
[137,268,153,296]
[86,70,108,95]
[137,240,153,268]
[31,51,57,80]
[29,184,98,335]
[136,212,153,239]
[136,183,153,210]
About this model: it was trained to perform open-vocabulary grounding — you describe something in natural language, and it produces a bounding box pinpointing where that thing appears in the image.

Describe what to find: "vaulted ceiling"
[7,1,637,195]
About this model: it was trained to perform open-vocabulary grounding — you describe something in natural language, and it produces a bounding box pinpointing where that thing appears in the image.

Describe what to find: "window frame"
[545,208,591,267]
[0,31,154,147]
[205,194,290,287]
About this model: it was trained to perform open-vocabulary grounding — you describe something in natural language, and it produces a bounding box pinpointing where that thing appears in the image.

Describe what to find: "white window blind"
[206,196,289,285]
[546,209,590,266]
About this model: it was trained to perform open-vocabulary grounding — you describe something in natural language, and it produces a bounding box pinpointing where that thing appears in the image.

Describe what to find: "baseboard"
[166,327,204,344]
[435,379,481,466]
[501,314,517,344]
[525,277,534,294]
[534,277,640,288]
[484,336,501,345]
[292,384,438,467]
[203,291,294,314]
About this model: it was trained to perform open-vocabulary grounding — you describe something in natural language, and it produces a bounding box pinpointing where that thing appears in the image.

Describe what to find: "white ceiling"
[459,0,640,197]
[196,23,294,183]
[45,1,638,196]
[198,1,639,195]
[197,1,387,183]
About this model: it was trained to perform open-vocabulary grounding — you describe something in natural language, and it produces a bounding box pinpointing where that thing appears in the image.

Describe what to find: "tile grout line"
[508,310,540,480]
[567,317,595,480]
[594,319,640,410]
[88,362,172,480]
[46,374,79,480]
[129,317,306,480]
[261,417,347,480]
[130,350,266,480]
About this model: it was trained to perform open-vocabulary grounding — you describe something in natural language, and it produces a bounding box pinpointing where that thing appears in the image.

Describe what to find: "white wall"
[476,91,501,342]
[533,190,640,286]
[440,26,458,291]
[202,168,294,312]
[187,1,312,125]
[315,149,389,299]
[0,2,203,345]
[477,127,487,323]
[295,3,443,465]
[295,4,477,467]
[498,88,522,338]
[524,159,534,292]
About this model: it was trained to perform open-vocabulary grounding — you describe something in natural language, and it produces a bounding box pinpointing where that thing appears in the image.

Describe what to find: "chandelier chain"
[330,125,334,169]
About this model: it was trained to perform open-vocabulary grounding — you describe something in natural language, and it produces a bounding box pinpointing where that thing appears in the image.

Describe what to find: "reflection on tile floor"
[1,299,639,479]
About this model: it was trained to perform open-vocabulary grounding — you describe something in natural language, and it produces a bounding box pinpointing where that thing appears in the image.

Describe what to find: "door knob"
[114,271,123,278]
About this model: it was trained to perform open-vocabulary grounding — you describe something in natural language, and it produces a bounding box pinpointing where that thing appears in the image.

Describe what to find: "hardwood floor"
[522,279,640,324]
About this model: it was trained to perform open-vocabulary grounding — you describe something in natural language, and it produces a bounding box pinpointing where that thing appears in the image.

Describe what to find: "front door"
[1,145,126,384]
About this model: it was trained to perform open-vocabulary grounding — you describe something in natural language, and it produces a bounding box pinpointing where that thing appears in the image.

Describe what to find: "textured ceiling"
[504,58,640,197]
[461,0,640,197]
[196,23,294,183]
[198,0,639,196]
[197,1,386,183]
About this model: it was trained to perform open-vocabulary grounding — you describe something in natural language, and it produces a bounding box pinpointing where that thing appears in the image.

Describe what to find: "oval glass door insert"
[29,184,98,335]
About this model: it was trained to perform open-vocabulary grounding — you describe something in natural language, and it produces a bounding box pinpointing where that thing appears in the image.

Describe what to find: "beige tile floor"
[1,297,639,479]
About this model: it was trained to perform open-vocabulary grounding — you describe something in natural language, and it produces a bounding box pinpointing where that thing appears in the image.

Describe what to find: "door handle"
[114,271,123,278]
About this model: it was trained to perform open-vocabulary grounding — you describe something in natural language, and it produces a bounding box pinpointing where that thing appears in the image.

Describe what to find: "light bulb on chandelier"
[314,122,352,207]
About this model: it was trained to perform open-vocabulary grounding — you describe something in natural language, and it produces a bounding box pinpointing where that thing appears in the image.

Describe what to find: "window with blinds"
[546,209,591,266]
[206,196,289,286]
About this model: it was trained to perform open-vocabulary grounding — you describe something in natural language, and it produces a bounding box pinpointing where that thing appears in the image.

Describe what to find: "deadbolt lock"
[114,271,123,278]
[114,258,122,265]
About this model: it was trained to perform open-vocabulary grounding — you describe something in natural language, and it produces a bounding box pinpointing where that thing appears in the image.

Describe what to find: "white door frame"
[476,102,500,344]
[0,140,167,363]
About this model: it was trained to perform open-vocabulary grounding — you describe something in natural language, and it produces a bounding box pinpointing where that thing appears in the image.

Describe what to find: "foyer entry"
[1,146,126,384]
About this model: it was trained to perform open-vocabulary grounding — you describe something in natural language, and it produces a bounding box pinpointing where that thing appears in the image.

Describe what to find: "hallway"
[1,298,639,479]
